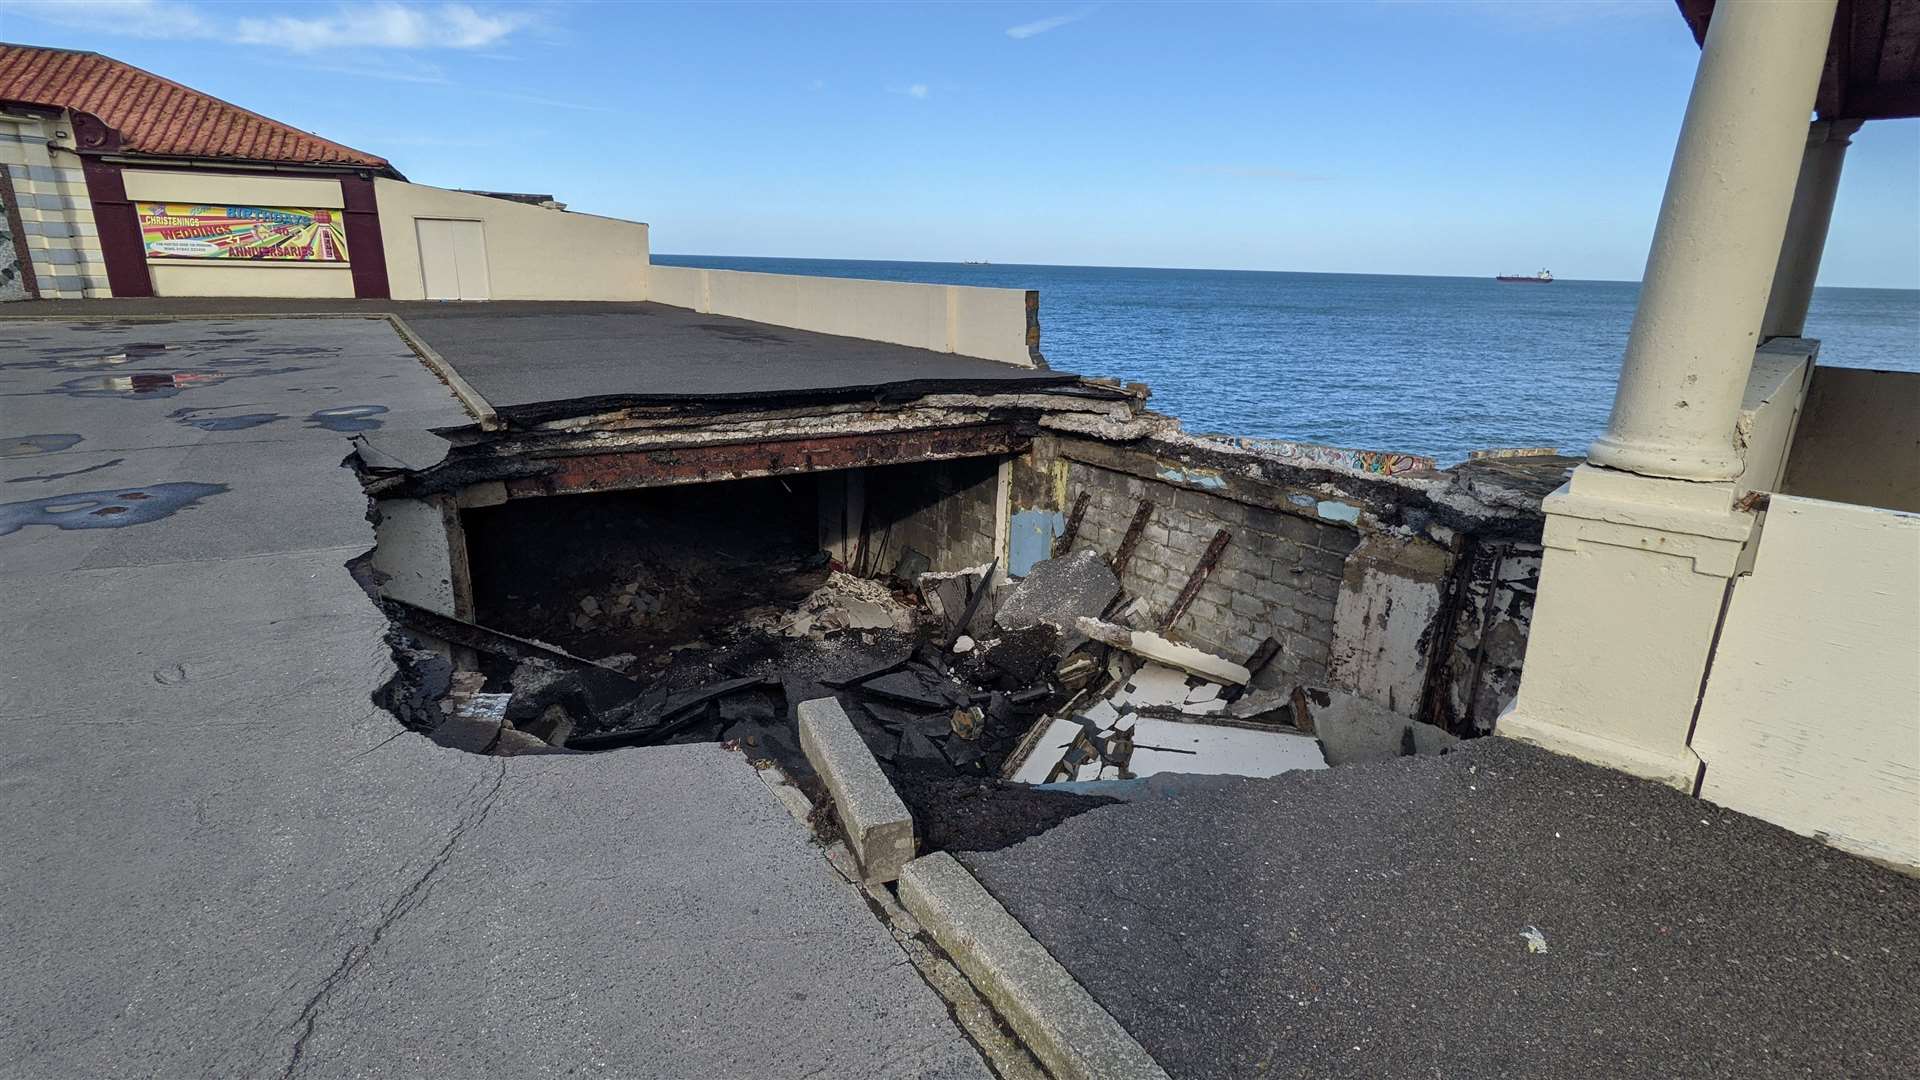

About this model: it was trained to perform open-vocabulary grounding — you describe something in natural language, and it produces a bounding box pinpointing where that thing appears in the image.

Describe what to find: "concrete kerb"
[0,309,503,432]
[898,852,1171,1080]
[384,314,503,431]
[797,697,917,883]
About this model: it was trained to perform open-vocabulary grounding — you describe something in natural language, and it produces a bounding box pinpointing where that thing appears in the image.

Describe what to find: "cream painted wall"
[647,264,1037,367]
[1781,366,1920,513]
[121,169,344,208]
[1733,341,1813,497]
[1,110,108,298]
[148,263,354,299]
[375,179,647,302]
[1691,495,1920,869]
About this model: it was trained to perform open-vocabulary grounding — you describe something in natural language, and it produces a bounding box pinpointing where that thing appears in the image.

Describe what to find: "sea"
[652,255,1920,464]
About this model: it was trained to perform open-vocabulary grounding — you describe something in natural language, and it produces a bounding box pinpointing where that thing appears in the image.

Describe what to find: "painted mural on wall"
[136,203,348,261]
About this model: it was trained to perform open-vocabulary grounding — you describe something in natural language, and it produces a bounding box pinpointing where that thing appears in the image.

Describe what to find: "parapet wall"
[647,264,1041,368]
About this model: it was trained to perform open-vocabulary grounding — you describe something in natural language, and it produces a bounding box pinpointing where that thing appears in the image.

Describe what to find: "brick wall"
[1059,459,1358,688]
[853,457,1001,575]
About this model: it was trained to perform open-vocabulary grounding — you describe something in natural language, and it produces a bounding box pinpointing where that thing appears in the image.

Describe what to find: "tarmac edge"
[384,313,504,430]
[898,851,1170,1080]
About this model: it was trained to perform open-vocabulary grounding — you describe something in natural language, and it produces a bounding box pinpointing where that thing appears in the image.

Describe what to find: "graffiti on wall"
[1222,436,1437,477]
[137,203,348,261]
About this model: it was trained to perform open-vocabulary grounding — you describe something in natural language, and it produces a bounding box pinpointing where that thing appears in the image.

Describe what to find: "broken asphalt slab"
[960,739,1920,1080]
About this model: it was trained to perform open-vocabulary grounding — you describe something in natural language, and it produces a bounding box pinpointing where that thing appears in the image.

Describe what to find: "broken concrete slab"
[1075,617,1250,685]
[349,429,452,473]
[898,853,1171,1080]
[1293,686,1459,765]
[995,550,1120,638]
[919,565,999,640]
[1125,718,1327,777]
[799,697,918,883]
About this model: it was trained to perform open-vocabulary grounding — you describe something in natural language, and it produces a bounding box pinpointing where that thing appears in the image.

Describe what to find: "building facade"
[0,44,648,303]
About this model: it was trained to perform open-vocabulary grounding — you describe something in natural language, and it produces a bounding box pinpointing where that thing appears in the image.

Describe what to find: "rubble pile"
[401,533,1456,852]
[747,570,920,638]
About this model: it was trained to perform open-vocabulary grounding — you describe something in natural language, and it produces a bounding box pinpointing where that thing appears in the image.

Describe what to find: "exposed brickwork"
[863,457,1001,573]
[1061,460,1358,687]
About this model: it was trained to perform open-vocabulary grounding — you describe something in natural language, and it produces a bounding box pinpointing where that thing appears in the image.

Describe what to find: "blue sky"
[5,0,1916,286]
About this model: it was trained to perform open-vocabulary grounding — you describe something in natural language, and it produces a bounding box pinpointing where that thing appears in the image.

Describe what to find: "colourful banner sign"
[137,203,348,262]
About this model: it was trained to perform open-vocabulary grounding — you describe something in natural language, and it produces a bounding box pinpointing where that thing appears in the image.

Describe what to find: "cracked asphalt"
[0,316,990,1079]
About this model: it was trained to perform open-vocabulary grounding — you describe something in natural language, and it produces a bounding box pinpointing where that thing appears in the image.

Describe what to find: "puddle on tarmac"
[37,365,310,399]
[2,433,83,457]
[0,482,228,535]
[306,405,387,432]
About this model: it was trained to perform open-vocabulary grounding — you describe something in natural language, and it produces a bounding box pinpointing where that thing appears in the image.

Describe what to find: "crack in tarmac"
[276,759,509,1079]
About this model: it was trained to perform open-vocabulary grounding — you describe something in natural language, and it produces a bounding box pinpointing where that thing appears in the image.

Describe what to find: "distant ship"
[1497,268,1554,283]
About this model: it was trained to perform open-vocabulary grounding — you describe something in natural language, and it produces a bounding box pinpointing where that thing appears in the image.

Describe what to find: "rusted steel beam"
[503,423,1026,498]
[1051,490,1092,558]
[1110,499,1155,575]
[1161,528,1231,633]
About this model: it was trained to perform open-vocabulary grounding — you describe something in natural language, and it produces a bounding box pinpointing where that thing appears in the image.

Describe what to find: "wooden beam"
[1161,528,1231,633]
[1111,500,1155,576]
[1052,490,1092,558]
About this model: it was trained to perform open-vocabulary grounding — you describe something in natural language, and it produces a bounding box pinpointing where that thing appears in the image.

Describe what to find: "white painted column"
[1587,0,1838,482]
[1500,0,1839,790]
[1761,120,1860,340]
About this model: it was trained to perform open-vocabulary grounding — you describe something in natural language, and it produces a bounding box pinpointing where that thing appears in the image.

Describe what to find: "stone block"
[798,698,916,883]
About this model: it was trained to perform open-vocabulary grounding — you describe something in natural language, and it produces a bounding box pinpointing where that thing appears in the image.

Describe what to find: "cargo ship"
[1497,268,1554,283]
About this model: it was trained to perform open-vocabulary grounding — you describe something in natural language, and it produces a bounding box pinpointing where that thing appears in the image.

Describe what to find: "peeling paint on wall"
[1156,465,1226,489]
[1316,500,1362,525]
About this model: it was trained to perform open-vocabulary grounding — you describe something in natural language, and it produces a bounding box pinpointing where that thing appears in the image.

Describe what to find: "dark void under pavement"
[435,473,1120,853]
[960,738,1920,1080]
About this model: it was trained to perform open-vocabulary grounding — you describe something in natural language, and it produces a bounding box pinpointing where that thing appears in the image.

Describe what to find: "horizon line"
[648,253,1919,292]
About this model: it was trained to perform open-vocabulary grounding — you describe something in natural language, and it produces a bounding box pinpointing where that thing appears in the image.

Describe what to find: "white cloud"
[906,83,929,100]
[236,3,529,51]
[1006,6,1095,40]
[2,1,535,51]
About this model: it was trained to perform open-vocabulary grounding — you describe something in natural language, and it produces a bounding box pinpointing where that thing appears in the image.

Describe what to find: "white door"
[415,218,490,300]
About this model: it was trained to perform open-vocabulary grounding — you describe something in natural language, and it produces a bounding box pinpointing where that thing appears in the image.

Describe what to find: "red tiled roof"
[0,43,396,172]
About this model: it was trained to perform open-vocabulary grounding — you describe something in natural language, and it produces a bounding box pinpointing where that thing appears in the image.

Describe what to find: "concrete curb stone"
[898,852,1170,1080]
[798,696,916,882]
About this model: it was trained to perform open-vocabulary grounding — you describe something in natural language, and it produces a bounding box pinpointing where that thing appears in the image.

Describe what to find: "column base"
[1587,433,1743,483]
[1496,704,1702,791]
[1496,465,1756,792]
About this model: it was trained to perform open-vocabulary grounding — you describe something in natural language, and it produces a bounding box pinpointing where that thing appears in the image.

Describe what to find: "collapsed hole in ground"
[371,453,1121,853]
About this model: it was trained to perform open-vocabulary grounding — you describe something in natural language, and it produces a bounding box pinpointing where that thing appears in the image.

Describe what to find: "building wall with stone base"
[0,110,108,299]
